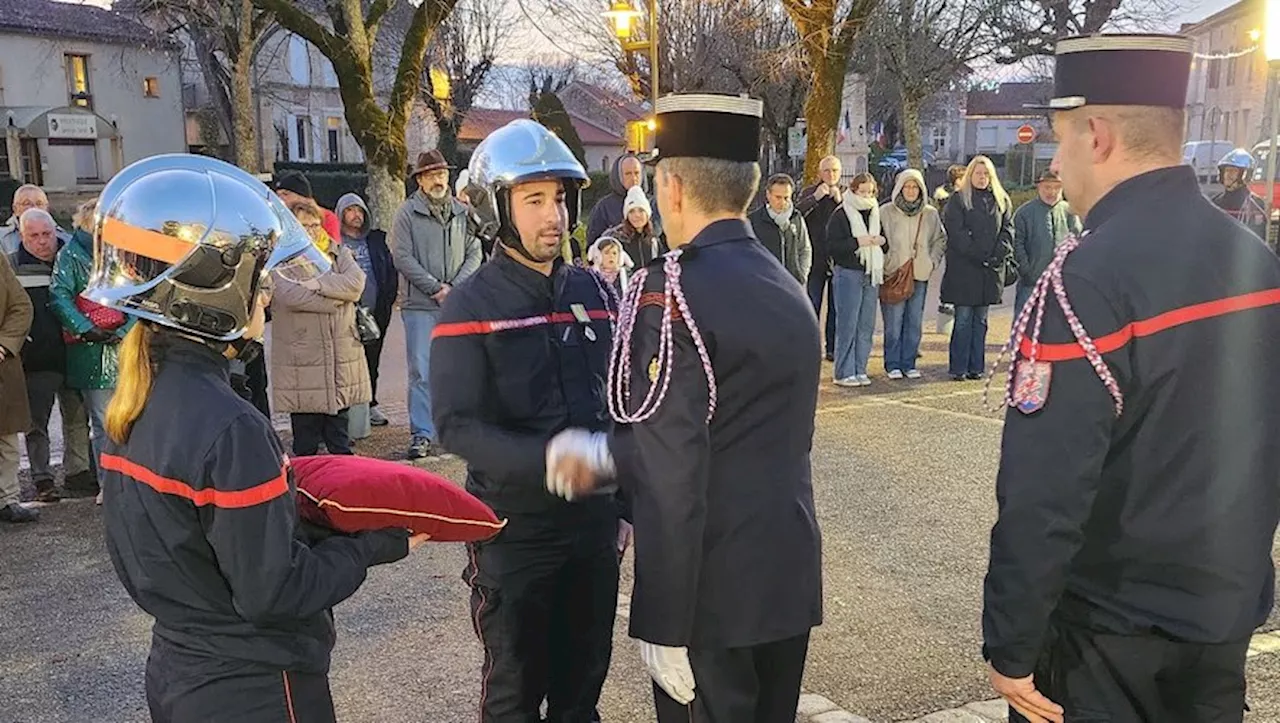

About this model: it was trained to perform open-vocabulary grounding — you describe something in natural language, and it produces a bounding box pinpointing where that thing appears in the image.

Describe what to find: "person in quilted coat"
[271,200,371,457]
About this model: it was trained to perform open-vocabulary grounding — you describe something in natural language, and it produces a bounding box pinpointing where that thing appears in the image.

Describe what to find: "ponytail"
[106,323,156,444]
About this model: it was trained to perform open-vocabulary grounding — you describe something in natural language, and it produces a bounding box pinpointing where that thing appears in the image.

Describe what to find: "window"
[321,60,338,88]
[1208,57,1221,89]
[0,139,9,179]
[288,35,310,85]
[20,139,42,185]
[1227,51,1237,86]
[66,54,92,109]
[932,125,949,152]
[602,155,610,172]
[73,144,100,182]
[143,76,160,97]
[293,115,312,160]
[275,124,290,162]
[326,116,341,163]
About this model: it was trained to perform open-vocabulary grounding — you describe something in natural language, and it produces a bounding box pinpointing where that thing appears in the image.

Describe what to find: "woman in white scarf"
[824,172,887,387]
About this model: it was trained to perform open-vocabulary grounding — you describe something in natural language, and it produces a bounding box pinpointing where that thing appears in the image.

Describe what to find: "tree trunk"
[803,54,845,184]
[364,162,404,233]
[902,92,923,171]
[231,2,257,173]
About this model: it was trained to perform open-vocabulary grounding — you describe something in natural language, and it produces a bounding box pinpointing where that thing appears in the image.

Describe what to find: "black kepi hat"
[1028,34,1193,111]
[649,93,763,164]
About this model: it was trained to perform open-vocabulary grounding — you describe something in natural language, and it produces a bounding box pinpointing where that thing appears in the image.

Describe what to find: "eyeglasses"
[301,222,324,232]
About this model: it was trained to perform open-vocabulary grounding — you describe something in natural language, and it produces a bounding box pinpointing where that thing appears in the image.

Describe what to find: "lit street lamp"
[1266,0,1280,247]
[604,0,659,150]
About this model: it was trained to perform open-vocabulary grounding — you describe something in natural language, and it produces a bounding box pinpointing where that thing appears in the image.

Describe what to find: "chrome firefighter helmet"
[1219,147,1255,171]
[464,119,590,250]
[84,154,330,342]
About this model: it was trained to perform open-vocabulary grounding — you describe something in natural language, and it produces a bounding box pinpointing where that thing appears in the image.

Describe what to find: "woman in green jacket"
[49,199,135,503]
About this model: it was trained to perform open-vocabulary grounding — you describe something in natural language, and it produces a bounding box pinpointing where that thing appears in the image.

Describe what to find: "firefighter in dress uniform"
[544,94,824,723]
[87,155,424,723]
[982,35,1280,723]
[430,119,623,723]
[1210,148,1268,241]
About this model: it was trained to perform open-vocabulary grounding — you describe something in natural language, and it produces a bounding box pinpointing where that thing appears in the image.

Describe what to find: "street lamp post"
[1265,0,1280,246]
[604,0,659,146]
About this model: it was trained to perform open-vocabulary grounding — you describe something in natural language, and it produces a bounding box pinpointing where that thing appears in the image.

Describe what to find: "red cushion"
[292,455,506,542]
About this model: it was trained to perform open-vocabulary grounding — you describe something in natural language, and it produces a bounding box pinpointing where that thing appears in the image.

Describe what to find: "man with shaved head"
[982,34,1280,722]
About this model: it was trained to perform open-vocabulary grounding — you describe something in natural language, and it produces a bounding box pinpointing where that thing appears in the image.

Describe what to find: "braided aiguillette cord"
[607,250,719,424]
[983,232,1124,417]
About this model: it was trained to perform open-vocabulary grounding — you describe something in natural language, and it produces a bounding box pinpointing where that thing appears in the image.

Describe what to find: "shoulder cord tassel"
[607,250,718,424]
[983,232,1125,417]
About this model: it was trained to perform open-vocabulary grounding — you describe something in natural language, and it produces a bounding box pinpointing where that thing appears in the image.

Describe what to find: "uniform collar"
[688,218,754,251]
[494,245,562,298]
[164,337,231,381]
[1085,165,1195,230]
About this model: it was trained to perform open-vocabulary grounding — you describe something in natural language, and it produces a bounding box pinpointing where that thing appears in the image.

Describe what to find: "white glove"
[545,429,615,501]
[638,641,696,705]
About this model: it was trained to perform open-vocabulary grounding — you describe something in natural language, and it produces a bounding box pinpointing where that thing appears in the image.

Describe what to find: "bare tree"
[127,0,277,171]
[251,0,459,228]
[419,0,515,164]
[991,0,1183,64]
[782,0,881,181]
[871,0,1001,169]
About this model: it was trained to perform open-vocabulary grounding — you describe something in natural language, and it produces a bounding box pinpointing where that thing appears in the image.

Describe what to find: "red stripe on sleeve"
[100,454,289,509]
[1019,288,1280,361]
[432,309,615,338]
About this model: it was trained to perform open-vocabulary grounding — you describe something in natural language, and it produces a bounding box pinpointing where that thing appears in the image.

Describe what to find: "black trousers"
[363,336,385,407]
[464,504,620,723]
[653,633,810,723]
[290,410,351,456]
[245,353,271,419]
[1010,621,1249,723]
[145,637,335,723]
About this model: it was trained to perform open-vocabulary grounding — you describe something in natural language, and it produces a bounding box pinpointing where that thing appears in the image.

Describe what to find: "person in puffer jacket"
[583,154,662,253]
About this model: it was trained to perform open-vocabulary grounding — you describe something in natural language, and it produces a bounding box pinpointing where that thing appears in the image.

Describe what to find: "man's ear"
[1087,115,1117,165]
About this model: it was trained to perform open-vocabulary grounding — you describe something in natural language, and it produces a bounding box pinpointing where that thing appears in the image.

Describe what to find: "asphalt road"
[5,303,1280,723]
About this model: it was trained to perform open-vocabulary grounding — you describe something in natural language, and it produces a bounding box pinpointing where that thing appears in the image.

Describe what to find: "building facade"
[0,0,184,190]
[1182,0,1267,150]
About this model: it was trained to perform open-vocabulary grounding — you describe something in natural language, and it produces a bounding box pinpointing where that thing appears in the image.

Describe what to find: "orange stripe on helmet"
[101,216,195,264]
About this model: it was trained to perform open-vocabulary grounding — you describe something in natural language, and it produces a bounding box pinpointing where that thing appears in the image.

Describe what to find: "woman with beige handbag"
[879,169,947,380]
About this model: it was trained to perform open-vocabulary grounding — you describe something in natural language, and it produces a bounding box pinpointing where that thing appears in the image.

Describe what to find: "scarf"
[894,193,924,216]
[766,204,794,229]
[312,231,332,256]
[843,191,884,286]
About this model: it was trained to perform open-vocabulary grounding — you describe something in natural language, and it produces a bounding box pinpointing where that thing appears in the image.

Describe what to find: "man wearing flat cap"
[983,34,1280,722]
[544,94,823,722]
[391,149,482,460]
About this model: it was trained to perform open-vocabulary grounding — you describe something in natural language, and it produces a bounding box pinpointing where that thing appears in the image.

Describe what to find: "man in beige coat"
[271,201,372,456]
[0,252,36,522]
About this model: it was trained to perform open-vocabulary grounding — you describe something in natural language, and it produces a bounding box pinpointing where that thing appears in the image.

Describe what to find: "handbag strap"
[910,214,924,256]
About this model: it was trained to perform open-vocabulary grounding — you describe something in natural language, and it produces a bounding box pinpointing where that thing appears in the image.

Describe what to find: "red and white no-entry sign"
[1017,124,1037,144]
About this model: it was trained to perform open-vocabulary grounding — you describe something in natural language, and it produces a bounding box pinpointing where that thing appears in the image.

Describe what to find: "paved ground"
[6,297,1280,722]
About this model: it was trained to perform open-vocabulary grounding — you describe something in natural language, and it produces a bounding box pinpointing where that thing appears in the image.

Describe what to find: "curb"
[796,630,1280,723]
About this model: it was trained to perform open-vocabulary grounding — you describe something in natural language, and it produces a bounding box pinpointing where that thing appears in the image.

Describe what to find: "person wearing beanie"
[583,154,663,252]
[597,185,664,267]
[274,171,341,241]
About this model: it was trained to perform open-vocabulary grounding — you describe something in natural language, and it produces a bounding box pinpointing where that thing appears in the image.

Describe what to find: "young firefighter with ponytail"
[86,155,424,723]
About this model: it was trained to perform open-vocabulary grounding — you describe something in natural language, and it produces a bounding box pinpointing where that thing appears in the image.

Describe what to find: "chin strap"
[224,337,263,365]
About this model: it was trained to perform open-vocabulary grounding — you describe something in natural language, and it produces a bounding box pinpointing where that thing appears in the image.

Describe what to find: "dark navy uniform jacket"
[431,249,617,517]
[103,339,408,674]
[610,218,824,650]
[983,166,1280,678]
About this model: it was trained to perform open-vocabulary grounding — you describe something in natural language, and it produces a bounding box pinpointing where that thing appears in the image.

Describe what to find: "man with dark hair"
[984,34,1280,722]
[274,171,341,241]
[545,94,823,723]
[747,173,812,284]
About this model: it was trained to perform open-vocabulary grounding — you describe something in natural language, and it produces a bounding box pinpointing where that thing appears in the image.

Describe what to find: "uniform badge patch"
[648,356,660,383]
[1012,360,1052,414]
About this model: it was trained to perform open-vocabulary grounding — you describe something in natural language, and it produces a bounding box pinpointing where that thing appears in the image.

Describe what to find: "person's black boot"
[34,479,61,504]
[0,503,39,523]
[63,470,100,498]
